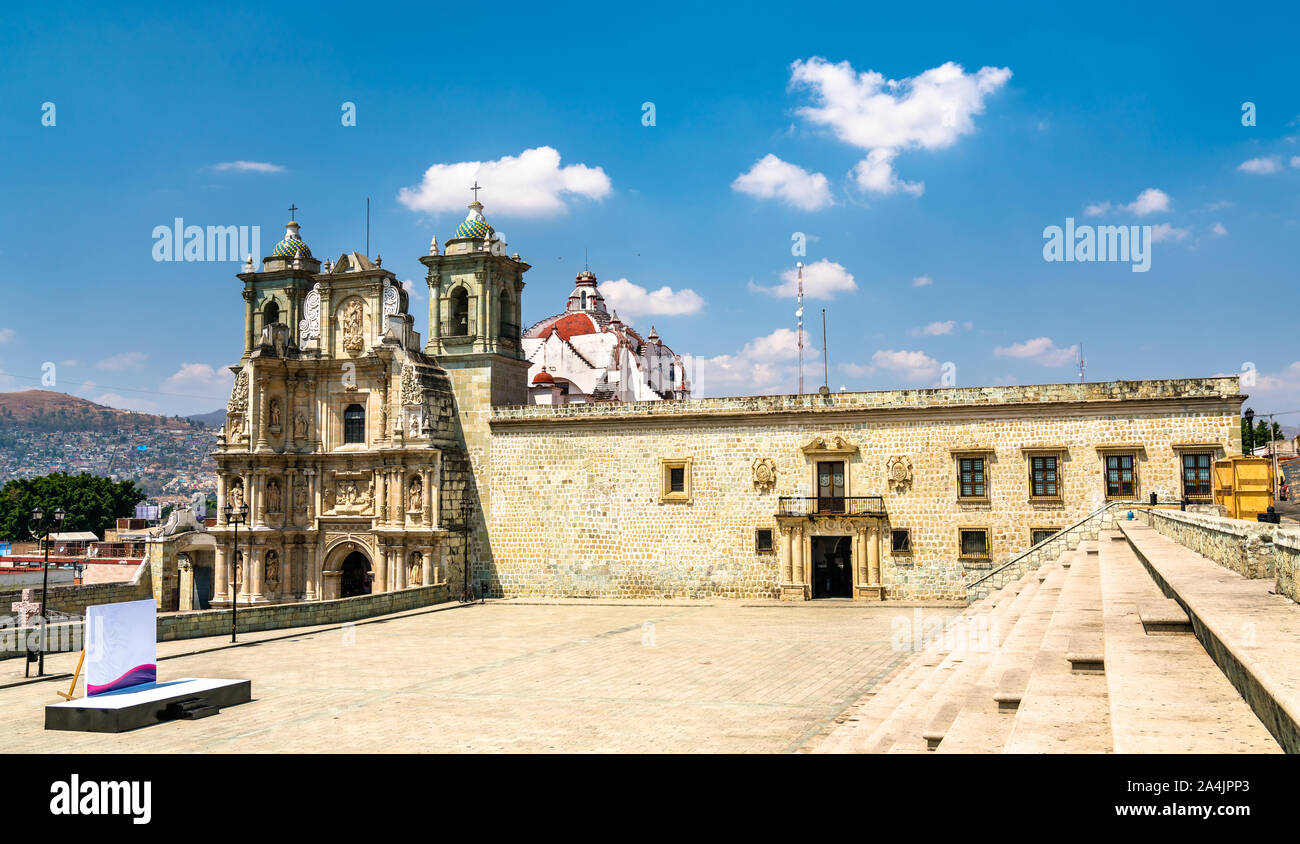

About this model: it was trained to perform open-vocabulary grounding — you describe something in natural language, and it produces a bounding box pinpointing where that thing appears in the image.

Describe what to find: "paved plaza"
[1,600,959,753]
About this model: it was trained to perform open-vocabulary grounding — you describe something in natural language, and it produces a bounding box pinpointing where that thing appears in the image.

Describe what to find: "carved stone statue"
[294,483,307,511]
[409,477,422,512]
[265,550,280,591]
[342,300,365,352]
[293,411,307,439]
[228,481,245,511]
[409,551,423,586]
[267,478,282,513]
[269,398,282,427]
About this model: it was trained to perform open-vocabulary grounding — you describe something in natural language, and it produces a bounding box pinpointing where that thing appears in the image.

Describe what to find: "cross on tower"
[470,182,482,202]
[288,203,298,220]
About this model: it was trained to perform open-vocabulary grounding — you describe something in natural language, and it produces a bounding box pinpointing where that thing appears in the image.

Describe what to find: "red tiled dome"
[532,371,555,384]
[531,311,601,342]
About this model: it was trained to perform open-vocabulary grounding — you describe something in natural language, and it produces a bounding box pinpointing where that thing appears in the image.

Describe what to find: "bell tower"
[421,192,530,408]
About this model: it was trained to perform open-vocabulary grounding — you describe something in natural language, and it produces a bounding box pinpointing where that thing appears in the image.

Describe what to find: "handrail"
[966,500,1119,591]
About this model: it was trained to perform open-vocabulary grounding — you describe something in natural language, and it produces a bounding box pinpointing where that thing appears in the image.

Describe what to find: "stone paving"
[0,600,959,753]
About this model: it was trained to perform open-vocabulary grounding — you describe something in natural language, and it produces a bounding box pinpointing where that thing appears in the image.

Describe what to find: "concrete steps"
[1097,529,1279,753]
[1119,520,1299,753]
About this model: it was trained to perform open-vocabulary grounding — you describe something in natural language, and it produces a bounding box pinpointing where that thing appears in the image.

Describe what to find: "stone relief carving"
[266,478,282,513]
[293,411,307,439]
[400,362,422,406]
[801,434,858,455]
[293,482,307,511]
[299,283,321,340]
[228,479,245,511]
[752,457,777,491]
[408,477,422,512]
[227,370,248,413]
[382,279,400,331]
[269,398,282,428]
[887,455,914,492]
[342,299,365,353]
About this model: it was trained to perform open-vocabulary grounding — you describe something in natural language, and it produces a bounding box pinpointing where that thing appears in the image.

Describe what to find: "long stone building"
[206,200,1244,606]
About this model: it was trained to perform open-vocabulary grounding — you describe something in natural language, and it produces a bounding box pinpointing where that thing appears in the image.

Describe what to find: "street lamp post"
[224,502,249,643]
[1245,407,1255,455]
[29,505,65,677]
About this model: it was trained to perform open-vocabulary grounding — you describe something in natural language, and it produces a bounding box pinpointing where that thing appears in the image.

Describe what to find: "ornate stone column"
[376,469,388,526]
[216,474,227,524]
[394,547,407,590]
[304,545,317,601]
[791,526,805,595]
[308,377,321,451]
[374,543,388,594]
[868,526,882,586]
[250,548,265,601]
[422,466,434,526]
[255,376,270,452]
[282,542,294,601]
[422,545,434,587]
[254,470,267,528]
[779,525,793,585]
[238,549,249,599]
[304,468,317,524]
[214,544,229,603]
[243,288,255,355]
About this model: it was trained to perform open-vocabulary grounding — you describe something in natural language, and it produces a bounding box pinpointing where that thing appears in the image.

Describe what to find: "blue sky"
[1,1,1298,417]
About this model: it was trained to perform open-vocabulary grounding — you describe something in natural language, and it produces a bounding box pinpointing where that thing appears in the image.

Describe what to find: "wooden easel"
[56,649,85,701]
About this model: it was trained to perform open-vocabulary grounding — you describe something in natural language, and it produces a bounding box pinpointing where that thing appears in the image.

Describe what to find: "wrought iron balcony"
[777,496,886,517]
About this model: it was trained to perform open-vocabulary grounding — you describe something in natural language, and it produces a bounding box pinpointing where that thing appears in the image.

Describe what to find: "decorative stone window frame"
[800,435,859,499]
[1030,526,1062,547]
[659,457,693,504]
[951,448,994,504]
[333,394,371,451]
[1096,445,1146,500]
[890,528,912,555]
[1172,443,1223,503]
[1022,446,1066,504]
[754,527,775,554]
[958,526,992,564]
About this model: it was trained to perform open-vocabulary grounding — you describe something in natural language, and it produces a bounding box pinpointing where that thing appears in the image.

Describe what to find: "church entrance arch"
[340,551,372,598]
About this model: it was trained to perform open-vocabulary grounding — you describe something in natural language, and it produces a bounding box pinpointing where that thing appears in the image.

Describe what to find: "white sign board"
[85,599,157,696]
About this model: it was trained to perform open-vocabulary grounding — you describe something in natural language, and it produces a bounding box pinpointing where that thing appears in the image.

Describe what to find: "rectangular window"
[755,528,774,553]
[816,461,846,513]
[891,529,911,553]
[1031,528,1059,546]
[1105,454,1136,499]
[959,457,987,499]
[659,458,692,503]
[960,528,990,559]
[1030,455,1059,499]
[1182,453,1213,500]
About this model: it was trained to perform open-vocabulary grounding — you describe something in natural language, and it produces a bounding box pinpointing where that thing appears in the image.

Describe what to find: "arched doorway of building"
[811,536,853,598]
[340,551,373,598]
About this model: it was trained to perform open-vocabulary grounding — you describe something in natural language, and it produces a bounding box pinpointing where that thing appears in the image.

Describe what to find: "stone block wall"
[1143,508,1300,603]
[484,378,1240,601]
[0,562,150,619]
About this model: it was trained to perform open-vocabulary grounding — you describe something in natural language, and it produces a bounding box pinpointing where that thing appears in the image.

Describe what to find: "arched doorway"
[340,551,372,598]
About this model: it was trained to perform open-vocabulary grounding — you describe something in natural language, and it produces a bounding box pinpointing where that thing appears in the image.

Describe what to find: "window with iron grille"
[1031,528,1059,546]
[891,529,911,553]
[1030,455,1059,499]
[960,528,990,559]
[1182,452,1213,500]
[755,528,774,553]
[343,404,365,444]
[959,457,987,499]
[1105,454,1136,498]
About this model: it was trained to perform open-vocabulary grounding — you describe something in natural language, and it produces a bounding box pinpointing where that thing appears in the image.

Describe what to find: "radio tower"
[796,262,805,395]
[1077,343,1087,383]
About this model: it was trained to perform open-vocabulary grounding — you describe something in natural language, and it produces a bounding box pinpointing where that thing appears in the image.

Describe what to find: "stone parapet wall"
[0,562,151,619]
[1143,508,1300,602]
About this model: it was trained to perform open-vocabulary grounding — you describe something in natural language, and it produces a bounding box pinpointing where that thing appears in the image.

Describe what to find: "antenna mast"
[1077,343,1087,383]
[822,308,828,391]
[366,197,371,256]
[797,262,804,395]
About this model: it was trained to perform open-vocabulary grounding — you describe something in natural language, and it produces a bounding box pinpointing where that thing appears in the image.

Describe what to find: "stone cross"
[10,589,41,627]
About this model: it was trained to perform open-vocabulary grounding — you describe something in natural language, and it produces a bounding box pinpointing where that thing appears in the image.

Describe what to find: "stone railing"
[965,502,1123,602]
[1140,508,1300,603]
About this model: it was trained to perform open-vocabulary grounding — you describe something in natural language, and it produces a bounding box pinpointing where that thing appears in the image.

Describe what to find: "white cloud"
[1292,156,1300,169]
[1238,156,1282,174]
[911,320,955,337]
[993,337,1077,367]
[96,352,146,371]
[161,363,234,395]
[0,328,14,342]
[850,148,924,196]
[210,161,285,173]
[741,328,816,362]
[1211,222,1229,237]
[1085,187,1170,217]
[859,349,943,383]
[789,57,1011,196]
[93,393,160,412]
[749,258,857,299]
[398,146,611,217]
[732,154,832,210]
[598,278,706,319]
[1151,223,1190,243]
[680,328,816,396]
[911,275,934,288]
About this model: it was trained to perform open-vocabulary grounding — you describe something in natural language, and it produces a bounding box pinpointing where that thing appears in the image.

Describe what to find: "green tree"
[0,472,145,542]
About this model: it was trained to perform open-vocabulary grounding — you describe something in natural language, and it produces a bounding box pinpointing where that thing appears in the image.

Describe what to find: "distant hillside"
[0,390,209,432]
[186,409,227,428]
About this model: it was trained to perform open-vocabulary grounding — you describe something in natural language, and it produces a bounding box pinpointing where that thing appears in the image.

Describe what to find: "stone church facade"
[209,204,1244,606]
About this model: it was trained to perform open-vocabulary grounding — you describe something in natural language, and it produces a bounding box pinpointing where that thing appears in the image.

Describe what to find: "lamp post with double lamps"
[460,498,475,601]
[28,505,64,676]
[224,501,249,642]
